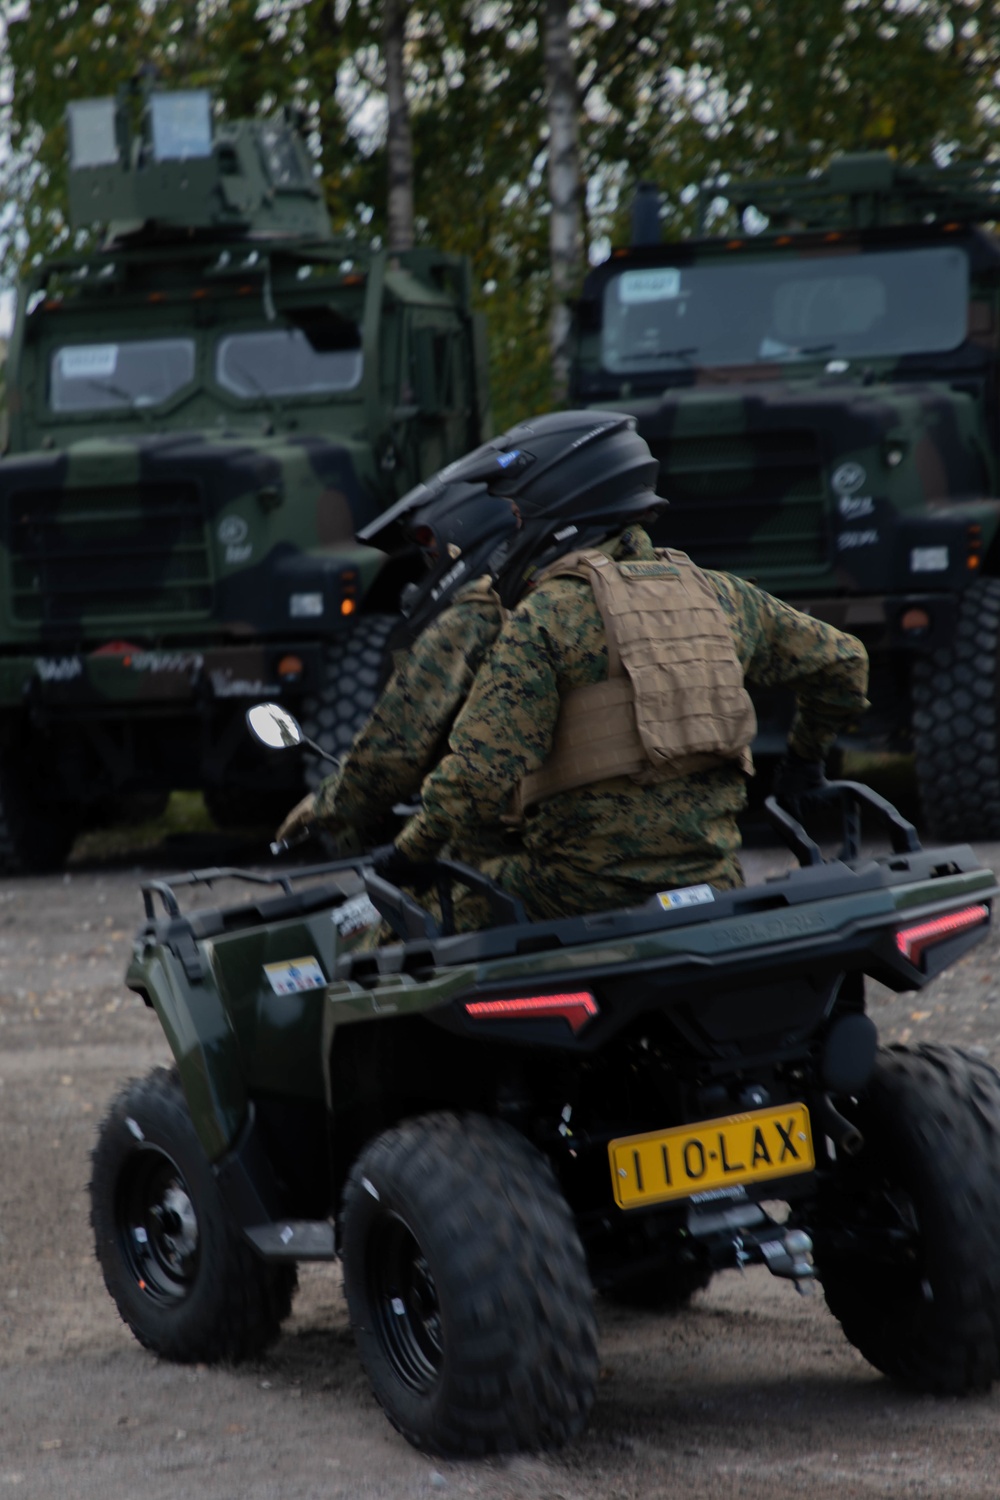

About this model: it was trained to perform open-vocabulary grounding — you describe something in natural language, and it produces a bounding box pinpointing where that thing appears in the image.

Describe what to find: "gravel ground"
[2,820,1000,1499]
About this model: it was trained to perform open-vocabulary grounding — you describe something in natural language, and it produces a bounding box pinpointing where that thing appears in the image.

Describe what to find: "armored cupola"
[66,86,331,241]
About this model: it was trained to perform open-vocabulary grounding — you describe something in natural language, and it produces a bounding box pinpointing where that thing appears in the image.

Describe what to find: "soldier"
[373,411,870,924]
[274,476,520,861]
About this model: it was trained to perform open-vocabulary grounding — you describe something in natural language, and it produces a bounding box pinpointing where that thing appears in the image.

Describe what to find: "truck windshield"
[50,338,196,411]
[600,245,969,372]
[215,326,363,399]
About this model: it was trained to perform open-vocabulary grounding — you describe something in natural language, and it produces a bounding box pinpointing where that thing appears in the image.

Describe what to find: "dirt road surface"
[4,823,1000,1500]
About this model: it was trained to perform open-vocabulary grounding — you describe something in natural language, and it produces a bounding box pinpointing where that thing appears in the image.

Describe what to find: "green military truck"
[569,153,1000,840]
[0,86,489,870]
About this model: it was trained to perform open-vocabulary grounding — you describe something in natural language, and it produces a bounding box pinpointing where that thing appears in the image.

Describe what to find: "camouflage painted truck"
[569,153,1000,840]
[0,86,489,870]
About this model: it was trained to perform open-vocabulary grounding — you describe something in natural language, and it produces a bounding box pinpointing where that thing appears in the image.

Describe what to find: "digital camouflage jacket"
[313,580,507,858]
[396,526,869,921]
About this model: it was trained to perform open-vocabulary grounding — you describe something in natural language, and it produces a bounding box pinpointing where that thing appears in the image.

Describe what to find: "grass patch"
[71,790,218,863]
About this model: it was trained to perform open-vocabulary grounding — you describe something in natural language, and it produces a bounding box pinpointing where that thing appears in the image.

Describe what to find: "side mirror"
[246,702,304,751]
[246,702,341,765]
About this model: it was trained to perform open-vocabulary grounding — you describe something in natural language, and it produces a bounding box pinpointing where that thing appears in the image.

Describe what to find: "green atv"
[90,705,1000,1455]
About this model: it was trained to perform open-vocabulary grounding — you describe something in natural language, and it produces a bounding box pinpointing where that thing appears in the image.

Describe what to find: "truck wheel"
[300,614,397,788]
[816,1044,1000,1394]
[0,747,79,873]
[204,787,297,831]
[340,1112,598,1456]
[913,577,1000,839]
[90,1067,296,1364]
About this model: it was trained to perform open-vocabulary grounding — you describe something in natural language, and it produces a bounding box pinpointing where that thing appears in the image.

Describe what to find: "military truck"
[0,85,490,870]
[569,153,1000,840]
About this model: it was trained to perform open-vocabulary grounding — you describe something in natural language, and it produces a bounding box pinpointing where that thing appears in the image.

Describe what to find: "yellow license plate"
[609,1102,814,1210]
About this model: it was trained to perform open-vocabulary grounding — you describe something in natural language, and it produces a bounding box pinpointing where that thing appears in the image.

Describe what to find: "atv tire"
[0,745,79,873]
[913,577,1000,839]
[340,1111,598,1456]
[300,614,397,791]
[90,1067,296,1364]
[817,1043,1000,1394]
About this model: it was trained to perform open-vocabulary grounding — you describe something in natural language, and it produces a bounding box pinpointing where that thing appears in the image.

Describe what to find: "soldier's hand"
[275,792,316,845]
[772,751,828,806]
[369,842,436,891]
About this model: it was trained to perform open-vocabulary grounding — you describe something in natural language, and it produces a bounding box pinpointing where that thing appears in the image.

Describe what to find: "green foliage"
[3,0,999,426]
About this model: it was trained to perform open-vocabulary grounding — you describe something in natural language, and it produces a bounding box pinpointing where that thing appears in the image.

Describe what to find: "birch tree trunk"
[544,0,582,403]
[384,0,414,252]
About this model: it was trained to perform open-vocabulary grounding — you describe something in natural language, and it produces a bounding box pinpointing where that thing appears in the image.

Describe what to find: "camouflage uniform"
[396,525,869,923]
[313,580,508,861]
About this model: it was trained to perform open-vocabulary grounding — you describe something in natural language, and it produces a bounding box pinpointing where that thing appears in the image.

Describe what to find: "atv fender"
[126,943,246,1164]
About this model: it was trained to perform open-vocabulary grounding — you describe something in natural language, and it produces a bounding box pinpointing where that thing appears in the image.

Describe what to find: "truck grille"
[647,430,829,578]
[8,483,214,625]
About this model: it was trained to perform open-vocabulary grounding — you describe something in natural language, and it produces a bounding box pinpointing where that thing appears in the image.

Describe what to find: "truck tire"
[340,1112,598,1456]
[816,1044,1000,1394]
[0,746,79,873]
[300,614,397,790]
[204,787,297,831]
[912,577,1000,839]
[90,1067,296,1364]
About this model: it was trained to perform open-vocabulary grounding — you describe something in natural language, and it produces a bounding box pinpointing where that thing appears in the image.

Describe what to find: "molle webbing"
[519,547,756,812]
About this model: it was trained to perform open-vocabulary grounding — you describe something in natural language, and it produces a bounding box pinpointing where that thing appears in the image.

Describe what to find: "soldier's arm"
[395,596,568,860]
[710,572,870,761]
[313,595,504,841]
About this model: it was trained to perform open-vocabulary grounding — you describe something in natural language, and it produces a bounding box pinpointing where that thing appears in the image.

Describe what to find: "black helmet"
[357,410,659,632]
[392,483,521,640]
[410,410,659,520]
[478,410,662,604]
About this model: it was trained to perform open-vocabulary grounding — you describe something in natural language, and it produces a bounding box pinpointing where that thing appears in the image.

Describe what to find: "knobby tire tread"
[818,1043,1000,1395]
[300,615,397,792]
[913,577,1000,839]
[341,1111,598,1457]
[90,1066,296,1365]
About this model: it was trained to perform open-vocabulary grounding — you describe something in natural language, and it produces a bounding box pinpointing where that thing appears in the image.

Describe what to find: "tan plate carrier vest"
[518,547,757,813]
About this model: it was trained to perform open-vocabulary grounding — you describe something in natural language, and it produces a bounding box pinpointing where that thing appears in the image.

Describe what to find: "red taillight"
[464,992,598,1034]
[896,905,989,966]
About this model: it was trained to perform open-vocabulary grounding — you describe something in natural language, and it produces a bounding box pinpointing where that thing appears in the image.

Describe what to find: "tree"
[3,0,999,423]
[544,0,582,402]
[383,0,414,251]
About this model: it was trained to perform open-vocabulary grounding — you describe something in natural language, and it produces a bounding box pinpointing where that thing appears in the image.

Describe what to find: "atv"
[90,703,1000,1456]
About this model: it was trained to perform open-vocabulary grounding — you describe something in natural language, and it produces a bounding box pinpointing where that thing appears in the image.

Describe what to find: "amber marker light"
[896,905,989,966]
[465,992,598,1034]
[277,655,304,684]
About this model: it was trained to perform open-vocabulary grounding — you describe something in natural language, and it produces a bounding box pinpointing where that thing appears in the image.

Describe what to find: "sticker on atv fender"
[609,1102,814,1210]
[332,893,380,937]
[657,883,715,910]
[263,957,326,995]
